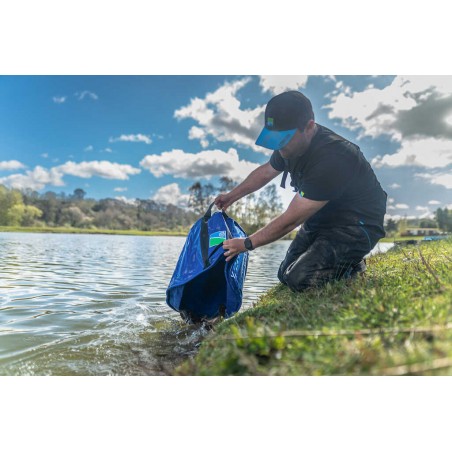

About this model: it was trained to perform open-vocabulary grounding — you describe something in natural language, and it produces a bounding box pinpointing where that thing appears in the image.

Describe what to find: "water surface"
[0,233,393,375]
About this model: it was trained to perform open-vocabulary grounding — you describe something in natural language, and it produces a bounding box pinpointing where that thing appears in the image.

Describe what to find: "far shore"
[0,226,296,241]
[0,226,188,237]
[1,226,443,243]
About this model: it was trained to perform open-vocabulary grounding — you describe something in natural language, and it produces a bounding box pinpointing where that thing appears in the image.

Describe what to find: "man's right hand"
[214,193,234,211]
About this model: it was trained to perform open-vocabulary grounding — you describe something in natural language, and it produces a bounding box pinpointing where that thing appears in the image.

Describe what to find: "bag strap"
[200,202,214,268]
[221,210,233,239]
[280,159,289,189]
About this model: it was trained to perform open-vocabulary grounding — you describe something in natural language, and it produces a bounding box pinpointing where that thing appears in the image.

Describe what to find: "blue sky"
[1,75,451,221]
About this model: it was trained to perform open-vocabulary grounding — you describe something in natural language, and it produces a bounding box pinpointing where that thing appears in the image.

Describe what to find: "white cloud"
[428,173,452,189]
[0,160,141,191]
[151,183,190,208]
[395,203,409,209]
[326,76,452,142]
[114,187,128,192]
[174,77,267,154]
[417,171,452,189]
[188,126,209,148]
[325,76,452,179]
[84,145,94,152]
[109,134,152,145]
[140,148,259,181]
[428,200,441,205]
[414,206,435,219]
[52,96,67,104]
[0,160,25,171]
[372,137,452,169]
[0,166,64,190]
[389,183,401,189]
[258,75,309,95]
[58,161,141,180]
[385,213,417,222]
[419,212,435,220]
[75,91,98,101]
[115,196,138,205]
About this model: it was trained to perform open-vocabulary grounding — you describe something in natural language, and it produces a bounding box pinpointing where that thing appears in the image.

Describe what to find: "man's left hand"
[223,238,247,262]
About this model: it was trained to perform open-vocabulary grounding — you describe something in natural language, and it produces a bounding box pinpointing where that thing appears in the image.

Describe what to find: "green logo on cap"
[267,117,274,127]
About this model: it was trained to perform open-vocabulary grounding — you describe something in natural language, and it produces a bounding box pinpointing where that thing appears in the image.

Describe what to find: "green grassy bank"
[176,239,452,376]
[0,226,188,236]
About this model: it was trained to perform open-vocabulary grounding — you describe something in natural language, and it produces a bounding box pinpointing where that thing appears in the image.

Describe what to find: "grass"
[380,235,414,242]
[175,238,452,376]
[0,226,188,236]
[380,235,450,243]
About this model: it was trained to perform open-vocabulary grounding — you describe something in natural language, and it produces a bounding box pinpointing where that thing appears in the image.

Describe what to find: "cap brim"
[255,127,297,150]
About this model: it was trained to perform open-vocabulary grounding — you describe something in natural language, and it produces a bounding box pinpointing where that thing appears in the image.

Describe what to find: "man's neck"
[294,124,319,159]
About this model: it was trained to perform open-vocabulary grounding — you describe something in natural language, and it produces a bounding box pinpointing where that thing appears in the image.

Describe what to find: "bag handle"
[203,201,215,220]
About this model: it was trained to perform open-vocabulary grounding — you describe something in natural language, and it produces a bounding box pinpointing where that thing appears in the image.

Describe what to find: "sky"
[1,74,451,221]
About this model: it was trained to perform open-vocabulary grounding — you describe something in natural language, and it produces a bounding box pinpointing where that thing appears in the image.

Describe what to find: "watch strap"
[244,237,254,251]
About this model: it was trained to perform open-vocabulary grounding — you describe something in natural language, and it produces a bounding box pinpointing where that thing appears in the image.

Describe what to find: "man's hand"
[223,238,246,262]
[214,193,234,211]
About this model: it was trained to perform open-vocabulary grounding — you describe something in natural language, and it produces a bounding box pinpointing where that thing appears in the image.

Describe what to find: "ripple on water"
[0,234,288,375]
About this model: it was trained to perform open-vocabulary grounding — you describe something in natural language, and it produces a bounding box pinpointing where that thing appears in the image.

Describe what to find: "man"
[214,90,387,292]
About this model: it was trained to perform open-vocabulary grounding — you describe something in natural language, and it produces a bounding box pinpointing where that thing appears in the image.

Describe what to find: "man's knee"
[280,264,314,292]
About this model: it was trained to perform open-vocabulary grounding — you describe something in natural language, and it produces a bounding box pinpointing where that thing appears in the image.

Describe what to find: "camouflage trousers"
[278,225,384,292]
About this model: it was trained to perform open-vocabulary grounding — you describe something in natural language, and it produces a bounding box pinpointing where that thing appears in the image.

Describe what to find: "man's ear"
[306,119,316,132]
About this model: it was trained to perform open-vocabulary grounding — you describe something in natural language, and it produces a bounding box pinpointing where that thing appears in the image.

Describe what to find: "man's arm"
[222,194,328,261]
[250,195,328,248]
[215,162,281,210]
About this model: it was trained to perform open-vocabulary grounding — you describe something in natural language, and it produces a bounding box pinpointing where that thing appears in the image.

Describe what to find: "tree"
[188,181,215,215]
[60,206,87,227]
[435,207,452,232]
[419,219,437,229]
[0,186,26,226]
[385,218,398,235]
[259,184,283,220]
[217,176,243,218]
[72,188,86,201]
[398,215,408,235]
[20,205,43,226]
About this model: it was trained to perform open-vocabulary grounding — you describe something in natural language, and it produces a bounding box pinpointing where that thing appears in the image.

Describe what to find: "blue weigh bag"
[166,202,248,323]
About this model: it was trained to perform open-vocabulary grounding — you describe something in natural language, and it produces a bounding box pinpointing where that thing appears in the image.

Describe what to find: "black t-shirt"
[269,124,387,234]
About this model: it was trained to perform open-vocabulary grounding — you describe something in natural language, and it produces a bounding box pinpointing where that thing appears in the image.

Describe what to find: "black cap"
[265,91,314,131]
[255,91,314,150]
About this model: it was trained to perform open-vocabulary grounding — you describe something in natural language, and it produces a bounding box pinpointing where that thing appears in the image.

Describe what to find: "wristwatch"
[244,237,254,251]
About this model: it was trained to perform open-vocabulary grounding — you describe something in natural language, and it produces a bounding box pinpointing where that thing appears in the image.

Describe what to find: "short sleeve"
[269,150,285,171]
[300,150,359,201]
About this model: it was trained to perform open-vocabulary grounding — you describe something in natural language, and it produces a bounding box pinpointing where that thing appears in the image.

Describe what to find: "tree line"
[0,179,284,234]
[2,182,450,235]
[188,177,283,234]
[0,185,197,231]
[385,207,452,236]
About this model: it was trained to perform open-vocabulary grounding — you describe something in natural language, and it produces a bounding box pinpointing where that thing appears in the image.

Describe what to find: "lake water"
[0,233,393,376]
